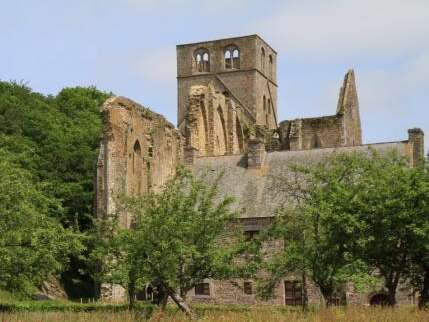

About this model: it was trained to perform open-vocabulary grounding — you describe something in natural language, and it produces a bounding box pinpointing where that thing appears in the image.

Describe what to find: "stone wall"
[95,96,184,228]
[279,70,362,151]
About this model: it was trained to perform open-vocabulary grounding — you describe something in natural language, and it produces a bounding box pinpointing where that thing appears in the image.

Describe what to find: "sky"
[1,0,428,152]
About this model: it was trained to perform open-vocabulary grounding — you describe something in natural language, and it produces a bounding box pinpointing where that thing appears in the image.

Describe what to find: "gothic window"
[235,116,244,153]
[284,281,302,306]
[214,105,227,155]
[261,47,265,71]
[224,45,240,69]
[194,48,210,72]
[263,95,267,124]
[195,283,210,296]
[132,140,141,174]
[269,54,273,77]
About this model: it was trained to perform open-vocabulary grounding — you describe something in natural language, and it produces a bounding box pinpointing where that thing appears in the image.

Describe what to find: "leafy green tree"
[0,148,83,295]
[258,153,376,307]
[347,151,428,306]
[404,160,429,308]
[262,150,429,307]
[103,167,244,316]
[0,81,111,297]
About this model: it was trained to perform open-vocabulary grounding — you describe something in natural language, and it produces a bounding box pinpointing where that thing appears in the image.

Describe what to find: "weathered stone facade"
[95,35,424,305]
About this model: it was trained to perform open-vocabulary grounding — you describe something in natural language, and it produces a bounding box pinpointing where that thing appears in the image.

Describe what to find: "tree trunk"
[128,280,136,308]
[166,287,196,319]
[386,283,397,306]
[160,293,169,311]
[320,286,334,307]
[419,269,429,309]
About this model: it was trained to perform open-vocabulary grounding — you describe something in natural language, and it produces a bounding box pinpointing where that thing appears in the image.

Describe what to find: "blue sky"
[2,0,428,152]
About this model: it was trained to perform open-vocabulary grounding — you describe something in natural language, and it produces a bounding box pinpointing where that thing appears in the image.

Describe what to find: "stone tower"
[176,35,278,156]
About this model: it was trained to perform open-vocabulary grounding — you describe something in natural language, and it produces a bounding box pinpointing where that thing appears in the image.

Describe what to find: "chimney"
[408,128,424,166]
[247,138,267,169]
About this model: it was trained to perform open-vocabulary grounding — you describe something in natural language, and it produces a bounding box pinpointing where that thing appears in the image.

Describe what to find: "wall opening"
[261,47,265,71]
[224,45,240,69]
[194,48,210,72]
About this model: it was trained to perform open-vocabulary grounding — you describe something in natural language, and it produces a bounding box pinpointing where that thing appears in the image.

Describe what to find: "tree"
[404,160,429,308]
[258,152,375,307]
[0,81,111,297]
[0,148,83,295]
[104,167,243,317]
[346,151,428,306]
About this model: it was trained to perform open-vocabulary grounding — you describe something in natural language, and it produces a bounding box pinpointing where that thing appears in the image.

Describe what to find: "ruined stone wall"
[279,116,343,150]
[278,70,362,151]
[95,97,184,228]
[186,83,248,157]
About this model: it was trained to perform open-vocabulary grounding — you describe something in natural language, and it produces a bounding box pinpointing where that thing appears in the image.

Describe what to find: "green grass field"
[1,305,429,322]
[1,291,429,322]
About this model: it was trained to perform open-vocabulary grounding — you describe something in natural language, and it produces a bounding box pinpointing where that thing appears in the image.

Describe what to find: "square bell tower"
[176,35,278,131]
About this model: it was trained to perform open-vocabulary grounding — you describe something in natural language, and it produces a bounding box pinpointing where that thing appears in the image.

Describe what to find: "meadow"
[1,305,429,322]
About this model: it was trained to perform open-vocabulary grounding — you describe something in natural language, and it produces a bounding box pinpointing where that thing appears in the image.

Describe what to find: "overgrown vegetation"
[0,81,111,297]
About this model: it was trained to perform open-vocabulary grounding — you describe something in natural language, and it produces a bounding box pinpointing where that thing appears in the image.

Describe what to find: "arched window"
[269,55,273,77]
[224,45,240,69]
[232,49,240,69]
[261,47,265,71]
[263,96,267,125]
[194,48,210,72]
[224,50,232,69]
[133,140,141,174]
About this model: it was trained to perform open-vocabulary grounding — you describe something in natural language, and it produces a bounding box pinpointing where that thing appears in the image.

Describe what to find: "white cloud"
[257,0,429,59]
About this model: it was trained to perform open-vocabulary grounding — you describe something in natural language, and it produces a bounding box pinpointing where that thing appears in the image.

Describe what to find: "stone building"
[95,35,424,305]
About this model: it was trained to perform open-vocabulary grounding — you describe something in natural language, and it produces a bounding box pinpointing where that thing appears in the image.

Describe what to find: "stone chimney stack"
[247,139,267,169]
[408,128,424,166]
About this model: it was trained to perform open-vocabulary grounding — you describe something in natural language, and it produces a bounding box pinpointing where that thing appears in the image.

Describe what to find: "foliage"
[0,148,83,295]
[99,167,245,314]
[0,81,111,297]
[259,150,429,307]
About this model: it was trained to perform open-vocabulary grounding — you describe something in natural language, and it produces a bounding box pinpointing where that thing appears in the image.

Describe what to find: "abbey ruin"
[95,35,424,305]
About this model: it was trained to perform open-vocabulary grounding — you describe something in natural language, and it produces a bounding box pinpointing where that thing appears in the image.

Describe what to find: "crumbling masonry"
[96,35,424,305]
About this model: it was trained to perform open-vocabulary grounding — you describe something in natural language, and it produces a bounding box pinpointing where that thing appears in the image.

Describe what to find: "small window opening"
[269,55,273,77]
[261,47,265,71]
[195,283,210,296]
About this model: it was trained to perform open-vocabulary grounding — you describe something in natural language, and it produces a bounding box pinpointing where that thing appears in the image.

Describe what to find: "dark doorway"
[369,293,389,306]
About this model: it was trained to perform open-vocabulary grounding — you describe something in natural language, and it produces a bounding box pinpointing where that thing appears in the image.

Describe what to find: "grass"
[0,305,429,322]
